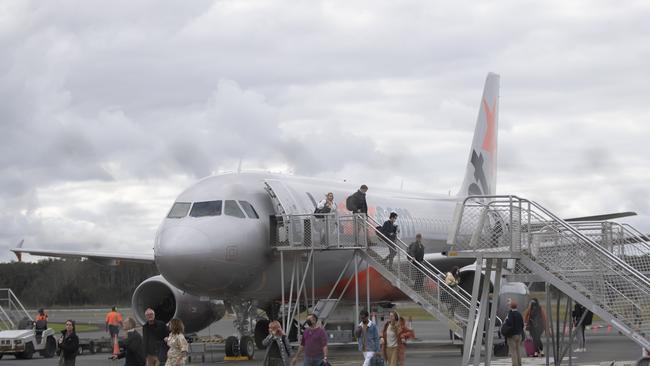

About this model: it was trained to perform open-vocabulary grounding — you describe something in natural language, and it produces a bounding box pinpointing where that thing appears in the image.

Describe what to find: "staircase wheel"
[224,336,240,357]
[240,336,255,358]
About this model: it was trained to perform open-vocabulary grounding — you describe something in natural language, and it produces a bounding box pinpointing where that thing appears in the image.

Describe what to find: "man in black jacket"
[142,308,169,366]
[408,233,426,289]
[380,212,399,268]
[348,185,368,214]
[112,317,145,366]
[503,299,525,366]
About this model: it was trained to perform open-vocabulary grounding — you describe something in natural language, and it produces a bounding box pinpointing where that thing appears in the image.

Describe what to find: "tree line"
[0,259,158,307]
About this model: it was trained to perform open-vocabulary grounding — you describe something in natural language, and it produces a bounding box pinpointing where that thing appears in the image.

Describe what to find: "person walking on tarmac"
[354,310,380,366]
[143,308,170,366]
[111,317,145,366]
[524,298,548,357]
[291,314,328,366]
[502,299,525,366]
[58,320,79,366]
[106,306,124,339]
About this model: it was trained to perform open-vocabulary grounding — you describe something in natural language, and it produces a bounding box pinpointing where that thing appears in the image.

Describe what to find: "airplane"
[13,72,531,356]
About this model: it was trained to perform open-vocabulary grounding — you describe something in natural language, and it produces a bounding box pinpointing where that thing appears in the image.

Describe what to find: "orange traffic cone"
[112,335,120,356]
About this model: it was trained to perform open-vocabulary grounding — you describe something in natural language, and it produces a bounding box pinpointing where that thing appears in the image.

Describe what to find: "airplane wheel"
[225,336,240,357]
[240,336,255,358]
[254,319,270,349]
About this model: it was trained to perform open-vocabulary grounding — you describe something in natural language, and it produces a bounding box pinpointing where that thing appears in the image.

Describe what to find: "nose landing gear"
[224,335,255,358]
[224,300,258,360]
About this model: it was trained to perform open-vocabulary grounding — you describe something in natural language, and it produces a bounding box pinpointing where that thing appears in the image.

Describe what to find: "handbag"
[500,320,514,337]
[314,205,331,218]
[370,354,385,366]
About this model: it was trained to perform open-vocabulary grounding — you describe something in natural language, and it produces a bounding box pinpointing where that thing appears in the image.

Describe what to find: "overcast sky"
[1,0,649,262]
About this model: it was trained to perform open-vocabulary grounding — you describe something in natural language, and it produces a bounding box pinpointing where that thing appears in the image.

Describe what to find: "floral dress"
[165,333,189,366]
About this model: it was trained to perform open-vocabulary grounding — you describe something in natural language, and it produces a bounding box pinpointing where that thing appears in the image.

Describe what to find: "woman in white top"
[315,192,337,246]
[165,318,189,366]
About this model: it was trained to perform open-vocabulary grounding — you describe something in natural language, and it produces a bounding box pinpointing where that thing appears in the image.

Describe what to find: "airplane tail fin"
[457,73,500,197]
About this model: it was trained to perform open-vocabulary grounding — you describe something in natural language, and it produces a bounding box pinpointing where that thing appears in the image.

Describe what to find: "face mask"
[305,319,313,327]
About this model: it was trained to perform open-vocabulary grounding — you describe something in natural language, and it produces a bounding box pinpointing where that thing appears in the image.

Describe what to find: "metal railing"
[568,221,650,275]
[0,288,32,330]
[272,213,366,249]
[271,212,502,335]
[450,195,650,348]
[362,216,502,333]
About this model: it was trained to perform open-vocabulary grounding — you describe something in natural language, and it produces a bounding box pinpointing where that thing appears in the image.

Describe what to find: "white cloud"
[1,0,650,261]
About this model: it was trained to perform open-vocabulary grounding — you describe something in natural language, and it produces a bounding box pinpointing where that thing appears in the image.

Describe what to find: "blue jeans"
[304,356,323,366]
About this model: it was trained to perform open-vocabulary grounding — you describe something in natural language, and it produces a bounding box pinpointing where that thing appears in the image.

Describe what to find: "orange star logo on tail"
[481,98,497,155]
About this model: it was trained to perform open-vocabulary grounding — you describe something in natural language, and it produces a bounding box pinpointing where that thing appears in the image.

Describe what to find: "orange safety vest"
[105,311,123,326]
[35,314,48,321]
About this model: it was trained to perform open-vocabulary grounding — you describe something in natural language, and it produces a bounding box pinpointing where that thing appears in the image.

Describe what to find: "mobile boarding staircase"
[272,213,501,345]
[449,195,650,365]
[0,288,32,331]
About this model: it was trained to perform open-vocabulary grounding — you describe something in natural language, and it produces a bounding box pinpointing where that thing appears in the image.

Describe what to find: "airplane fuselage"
[154,172,461,303]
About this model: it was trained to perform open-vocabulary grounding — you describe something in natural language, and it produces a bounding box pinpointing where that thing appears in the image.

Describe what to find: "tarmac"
[0,308,643,366]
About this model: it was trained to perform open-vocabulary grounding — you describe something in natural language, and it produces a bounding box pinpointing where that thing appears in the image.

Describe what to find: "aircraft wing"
[11,241,154,265]
[564,211,637,222]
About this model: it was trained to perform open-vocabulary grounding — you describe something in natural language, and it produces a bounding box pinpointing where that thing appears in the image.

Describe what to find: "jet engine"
[132,275,226,333]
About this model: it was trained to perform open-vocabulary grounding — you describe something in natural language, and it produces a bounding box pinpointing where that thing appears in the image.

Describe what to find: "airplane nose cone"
[156,225,211,258]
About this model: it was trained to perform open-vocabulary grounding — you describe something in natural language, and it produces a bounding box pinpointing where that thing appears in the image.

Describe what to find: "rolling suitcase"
[524,338,536,357]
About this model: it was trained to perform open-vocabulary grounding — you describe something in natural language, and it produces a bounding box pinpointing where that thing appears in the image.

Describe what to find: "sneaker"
[540,351,544,357]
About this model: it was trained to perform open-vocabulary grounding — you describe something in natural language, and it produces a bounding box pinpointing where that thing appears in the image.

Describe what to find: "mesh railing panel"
[452,196,650,337]
[362,222,470,330]
[272,213,502,333]
[569,222,650,275]
[272,213,366,248]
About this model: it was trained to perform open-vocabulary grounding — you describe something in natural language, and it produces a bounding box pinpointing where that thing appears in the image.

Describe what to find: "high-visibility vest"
[105,311,123,326]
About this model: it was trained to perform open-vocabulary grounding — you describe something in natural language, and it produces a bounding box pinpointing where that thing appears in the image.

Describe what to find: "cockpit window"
[190,201,222,217]
[224,200,246,218]
[239,201,259,219]
[167,202,191,218]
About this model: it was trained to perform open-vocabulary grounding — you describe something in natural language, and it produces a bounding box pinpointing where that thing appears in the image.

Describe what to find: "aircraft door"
[264,179,304,215]
[264,179,312,247]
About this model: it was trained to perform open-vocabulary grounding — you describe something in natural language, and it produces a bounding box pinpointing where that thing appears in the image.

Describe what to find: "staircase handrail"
[366,215,474,300]
[363,216,503,327]
[458,195,650,290]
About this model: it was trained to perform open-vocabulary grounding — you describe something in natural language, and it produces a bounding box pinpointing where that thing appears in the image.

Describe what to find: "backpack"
[346,195,356,212]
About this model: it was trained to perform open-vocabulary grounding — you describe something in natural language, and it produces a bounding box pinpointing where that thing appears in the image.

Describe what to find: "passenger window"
[239,201,259,219]
[225,200,246,218]
[190,201,222,217]
[167,202,191,218]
